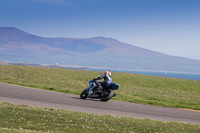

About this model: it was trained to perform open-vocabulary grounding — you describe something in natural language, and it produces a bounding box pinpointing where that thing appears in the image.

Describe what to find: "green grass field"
[0,102,200,133]
[0,65,200,110]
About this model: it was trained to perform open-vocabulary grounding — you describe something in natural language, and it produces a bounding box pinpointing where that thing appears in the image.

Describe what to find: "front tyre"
[100,89,114,102]
[80,89,88,99]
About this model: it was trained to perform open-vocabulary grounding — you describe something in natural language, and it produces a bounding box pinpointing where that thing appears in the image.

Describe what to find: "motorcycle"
[80,79,119,102]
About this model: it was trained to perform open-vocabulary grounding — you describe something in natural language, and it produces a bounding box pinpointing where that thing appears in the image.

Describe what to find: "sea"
[91,68,200,81]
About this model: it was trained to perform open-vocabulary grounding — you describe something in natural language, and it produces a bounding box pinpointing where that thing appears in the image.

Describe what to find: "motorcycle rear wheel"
[100,89,114,102]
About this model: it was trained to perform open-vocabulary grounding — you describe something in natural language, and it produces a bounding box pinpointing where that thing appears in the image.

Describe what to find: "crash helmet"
[105,70,111,76]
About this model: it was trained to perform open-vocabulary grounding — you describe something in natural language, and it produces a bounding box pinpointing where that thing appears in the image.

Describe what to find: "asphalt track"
[0,83,200,124]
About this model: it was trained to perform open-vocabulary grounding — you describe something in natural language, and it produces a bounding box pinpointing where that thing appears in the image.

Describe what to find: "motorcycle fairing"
[107,83,119,90]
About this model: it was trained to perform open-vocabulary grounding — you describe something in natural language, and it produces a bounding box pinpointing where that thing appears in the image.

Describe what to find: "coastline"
[1,61,200,80]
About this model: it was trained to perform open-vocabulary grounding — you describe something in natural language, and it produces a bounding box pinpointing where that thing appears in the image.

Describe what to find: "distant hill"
[0,27,200,73]
[0,61,7,65]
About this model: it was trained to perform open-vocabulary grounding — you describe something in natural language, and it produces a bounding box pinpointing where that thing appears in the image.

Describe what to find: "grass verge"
[0,102,200,133]
[0,65,200,110]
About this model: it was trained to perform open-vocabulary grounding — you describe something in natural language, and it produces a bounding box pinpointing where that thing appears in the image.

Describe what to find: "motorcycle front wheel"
[80,89,88,99]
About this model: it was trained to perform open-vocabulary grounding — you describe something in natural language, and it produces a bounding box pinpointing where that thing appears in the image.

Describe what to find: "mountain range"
[0,27,200,73]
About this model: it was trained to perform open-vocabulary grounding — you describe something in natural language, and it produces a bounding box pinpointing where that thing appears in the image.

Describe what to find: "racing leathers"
[88,74,112,95]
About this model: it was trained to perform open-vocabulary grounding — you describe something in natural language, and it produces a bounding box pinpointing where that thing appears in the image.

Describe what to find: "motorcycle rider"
[88,70,112,95]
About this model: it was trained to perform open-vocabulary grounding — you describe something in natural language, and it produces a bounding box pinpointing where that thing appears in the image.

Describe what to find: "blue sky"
[1,0,200,60]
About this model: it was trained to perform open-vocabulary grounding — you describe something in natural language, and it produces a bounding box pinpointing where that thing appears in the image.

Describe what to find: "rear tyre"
[100,89,114,102]
[80,89,88,99]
